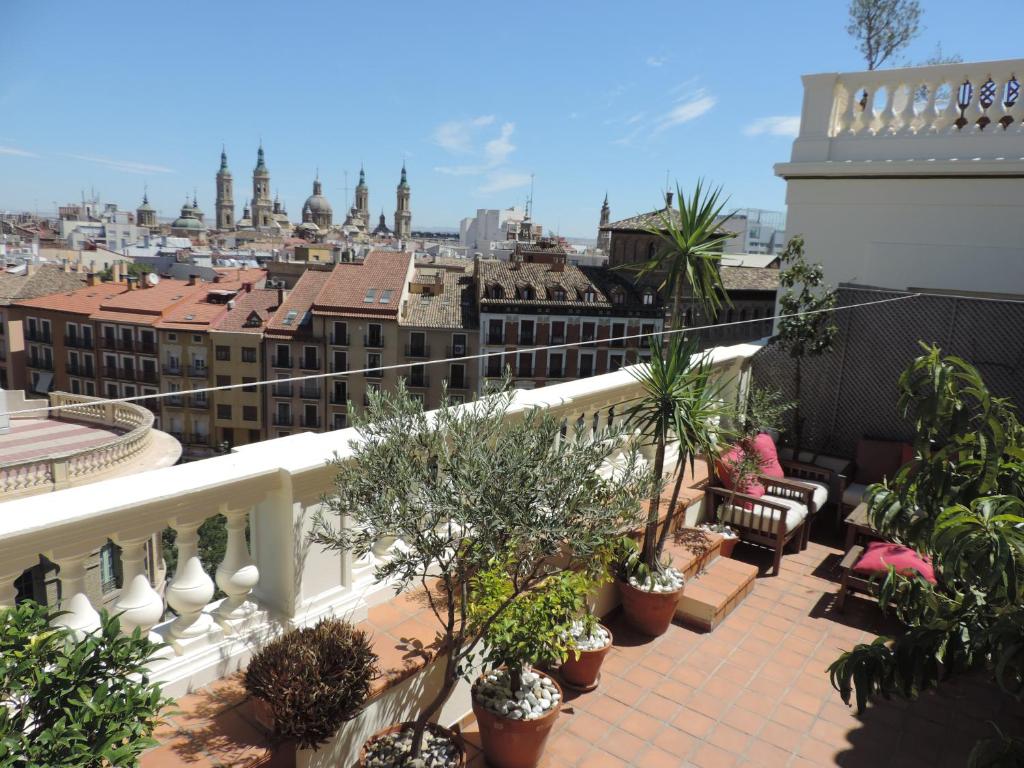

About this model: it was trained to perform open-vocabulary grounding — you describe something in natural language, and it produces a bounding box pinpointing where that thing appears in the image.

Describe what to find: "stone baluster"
[832,82,852,135]
[51,550,101,639]
[164,518,216,651]
[111,535,166,644]
[215,506,260,631]
[943,79,966,132]
[895,81,918,135]
[878,83,899,134]
[853,85,875,134]
[841,82,862,135]
[920,81,941,133]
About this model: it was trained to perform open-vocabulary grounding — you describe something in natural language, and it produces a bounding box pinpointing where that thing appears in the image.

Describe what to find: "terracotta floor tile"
[619,709,663,740]
[603,677,646,707]
[636,692,679,720]
[576,750,627,768]
[597,728,648,763]
[654,678,694,703]
[688,690,729,720]
[673,707,717,739]
[746,739,792,768]
[691,742,739,768]
[758,721,803,752]
[770,703,816,732]
[586,694,631,726]
[707,722,751,755]
[652,724,696,756]
[721,705,766,736]
[639,744,685,768]
[548,731,592,764]
[567,711,608,740]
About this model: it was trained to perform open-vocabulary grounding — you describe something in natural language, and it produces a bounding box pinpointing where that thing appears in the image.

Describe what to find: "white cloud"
[0,145,38,158]
[483,122,515,166]
[434,119,520,178]
[433,115,495,154]
[626,112,645,125]
[646,55,668,67]
[66,154,174,174]
[744,115,801,137]
[478,171,532,194]
[653,91,717,133]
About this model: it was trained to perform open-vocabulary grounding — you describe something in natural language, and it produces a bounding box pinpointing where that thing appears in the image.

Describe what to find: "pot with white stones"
[699,522,739,558]
[617,566,685,637]
[558,621,613,692]
[471,667,562,768]
[358,721,467,768]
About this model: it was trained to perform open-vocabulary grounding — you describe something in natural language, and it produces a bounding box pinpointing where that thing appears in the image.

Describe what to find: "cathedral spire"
[220,145,228,171]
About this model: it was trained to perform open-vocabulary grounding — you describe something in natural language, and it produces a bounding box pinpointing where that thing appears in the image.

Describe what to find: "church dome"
[172,215,203,230]
[303,178,332,215]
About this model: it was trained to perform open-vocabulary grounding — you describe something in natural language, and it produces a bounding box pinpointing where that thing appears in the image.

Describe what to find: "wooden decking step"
[664,528,758,632]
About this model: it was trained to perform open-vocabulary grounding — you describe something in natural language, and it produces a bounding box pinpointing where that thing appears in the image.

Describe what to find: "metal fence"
[749,286,1024,458]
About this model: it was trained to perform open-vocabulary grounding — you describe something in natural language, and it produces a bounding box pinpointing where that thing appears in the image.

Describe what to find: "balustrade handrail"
[0,343,759,698]
[0,392,156,498]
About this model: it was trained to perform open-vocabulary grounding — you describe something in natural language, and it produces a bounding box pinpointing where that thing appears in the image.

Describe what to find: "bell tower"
[355,165,369,229]
[394,162,411,239]
[597,193,611,254]
[252,144,272,231]
[215,147,234,230]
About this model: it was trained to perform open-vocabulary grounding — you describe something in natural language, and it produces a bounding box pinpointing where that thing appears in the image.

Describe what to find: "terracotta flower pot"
[472,670,562,768]
[559,624,613,692]
[248,697,296,768]
[617,578,683,637]
[719,536,738,558]
[358,721,467,768]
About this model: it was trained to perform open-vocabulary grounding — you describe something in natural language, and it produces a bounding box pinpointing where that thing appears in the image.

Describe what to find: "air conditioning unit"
[453,344,465,356]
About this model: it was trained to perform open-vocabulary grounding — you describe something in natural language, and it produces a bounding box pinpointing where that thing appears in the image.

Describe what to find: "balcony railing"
[301,417,321,429]
[137,369,159,384]
[299,386,321,399]
[25,328,52,343]
[486,333,503,345]
[300,358,321,371]
[0,344,756,706]
[330,333,350,346]
[404,344,430,358]
[188,397,209,410]
[28,358,53,371]
[406,374,430,388]
[447,376,471,391]
[271,357,293,369]
[272,385,293,398]
[187,365,208,378]
[163,364,182,376]
[330,392,348,405]
[64,335,94,349]
[364,368,383,379]
[364,335,384,349]
[446,344,468,357]
[137,339,158,355]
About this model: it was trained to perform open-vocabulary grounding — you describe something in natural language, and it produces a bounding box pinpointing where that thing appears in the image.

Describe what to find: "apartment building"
[263,250,415,436]
[0,264,89,389]
[10,269,266,457]
[398,257,478,409]
[209,288,281,449]
[476,242,664,389]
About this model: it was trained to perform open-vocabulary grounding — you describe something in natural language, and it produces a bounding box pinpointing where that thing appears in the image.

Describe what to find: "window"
[303,404,319,428]
[517,352,533,378]
[451,333,467,356]
[216,375,231,387]
[581,322,596,343]
[85,381,96,396]
[241,346,257,363]
[217,404,232,419]
[519,320,534,346]
[242,377,256,393]
[302,345,319,369]
[70,378,81,395]
[99,541,121,592]
[366,352,382,376]
[332,350,348,372]
[192,334,202,343]
[167,333,177,342]
[519,285,535,300]
[275,344,291,367]
[449,363,466,389]
[549,352,564,378]
[273,374,292,398]
[486,354,503,378]
[249,429,261,443]
[487,318,503,345]
[215,345,231,361]
[332,380,347,404]
[332,413,347,430]
[579,352,594,378]
[122,384,137,398]
[549,286,566,301]
[611,288,625,306]
[642,289,654,306]
[550,321,566,345]
[488,284,504,299]
[379,289,392,304]
[332,321,348,344]
[608,353,625,372]
[366,323,383,348]
[583,289,596,303]
[408,331,426,357]
[363,288,377,303]
[610,322,625,347]
[105,383,118,399]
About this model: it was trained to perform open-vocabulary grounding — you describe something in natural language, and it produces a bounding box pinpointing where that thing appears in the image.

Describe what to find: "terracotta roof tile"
[720,265,780,292]
[212,289,281,334]
[265,270,332,336]
[401,263,478,330]
[312,251,411,317]
[0,265,89,306]
[477,260,656,311]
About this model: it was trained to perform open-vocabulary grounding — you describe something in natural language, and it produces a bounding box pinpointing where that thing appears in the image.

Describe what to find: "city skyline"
[1,0,1019,236]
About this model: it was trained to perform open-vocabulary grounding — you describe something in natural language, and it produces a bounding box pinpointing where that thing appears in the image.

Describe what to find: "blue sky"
[1,0,1019,237]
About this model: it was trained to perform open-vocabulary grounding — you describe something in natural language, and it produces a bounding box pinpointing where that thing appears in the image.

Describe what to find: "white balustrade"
[0,344,758,695]
[111,536,166,644]
[50,551,101,639]
[214,507,260,631]
[164,518,216,647]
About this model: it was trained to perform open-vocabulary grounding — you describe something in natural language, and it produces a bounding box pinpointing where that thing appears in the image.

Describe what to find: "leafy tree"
[0,602,173,768]
[98,262,152,282]
[620,179,733,332]
[624,334,734,574]
[828,345,1024,762]
[310,384,648,759]
[772,235,838,447]
[846,0,922,70]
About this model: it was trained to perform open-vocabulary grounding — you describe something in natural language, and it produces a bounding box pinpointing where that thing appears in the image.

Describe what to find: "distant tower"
[215,147,234,230]
[191,192,204,223]
[251,144,273,231]
[136,188,157,231]
[597,193,611,253]
[394,162,411,239]
[354,165,369,228]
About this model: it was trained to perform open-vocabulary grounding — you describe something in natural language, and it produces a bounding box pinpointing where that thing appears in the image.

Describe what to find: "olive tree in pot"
[619,334,734,636]
[469,564,591,768]
[243,617,378,761]
[310,383,648,768]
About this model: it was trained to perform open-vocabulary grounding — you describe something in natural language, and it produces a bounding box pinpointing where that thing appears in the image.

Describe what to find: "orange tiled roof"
[211,288,281,334]
[264,270,332,336]
[311,251,410,317]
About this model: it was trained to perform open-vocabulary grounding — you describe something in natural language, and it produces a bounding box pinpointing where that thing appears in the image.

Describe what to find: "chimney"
[187,274,198,286]
[665,190,674,209]
[126,275,137,291]
[213,273,223,284]
[242,281,253,293]
[112,262,122,284]
[87,272,99,286]
[278,286,286,306]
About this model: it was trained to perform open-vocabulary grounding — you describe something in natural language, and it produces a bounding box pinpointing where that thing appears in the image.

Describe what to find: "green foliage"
[736,385,794,440]
[846,0,922,70]
[98,262,152,282]
[772,235,837,446]
[243,618,378,750]
[625,334,735,572]
[0,601,172,768]
[828,345,1024,761]
[618,179,733,329]
[309,382,649,755]
[469,565,591,691]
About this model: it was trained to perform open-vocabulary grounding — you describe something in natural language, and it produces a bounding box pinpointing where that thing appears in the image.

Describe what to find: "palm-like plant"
[625,334,734,573]
[620,179,734,330]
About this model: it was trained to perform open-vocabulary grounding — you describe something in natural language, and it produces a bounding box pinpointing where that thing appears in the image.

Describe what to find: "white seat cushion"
[719,494,808,535]
[803,480,829,511]
[842,482,867,508]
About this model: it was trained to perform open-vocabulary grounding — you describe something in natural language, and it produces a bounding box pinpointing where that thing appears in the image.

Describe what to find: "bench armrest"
[758,475,815,506]
[779,459,833,485]
[839,544,865,572]
[707,486,791,513]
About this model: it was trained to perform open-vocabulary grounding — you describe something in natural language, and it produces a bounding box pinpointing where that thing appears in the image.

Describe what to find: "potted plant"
[310,383,648,767]
[469,565,588,768]
[696,521,740,558]
[243,618,378,762]
[619,334,734,636]
[559,611,614,692]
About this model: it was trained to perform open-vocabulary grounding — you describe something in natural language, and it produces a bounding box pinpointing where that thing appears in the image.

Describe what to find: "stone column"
[164,518,217,652]
[51,551,101,639]
[112,536,166,644]
[215,507,260,631]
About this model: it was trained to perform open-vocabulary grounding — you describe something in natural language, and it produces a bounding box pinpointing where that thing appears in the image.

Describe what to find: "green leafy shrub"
[244,618,378,750]
[0,601,172,768]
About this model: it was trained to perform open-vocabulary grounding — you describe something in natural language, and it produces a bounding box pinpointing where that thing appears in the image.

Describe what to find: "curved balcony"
[0,391,181,500]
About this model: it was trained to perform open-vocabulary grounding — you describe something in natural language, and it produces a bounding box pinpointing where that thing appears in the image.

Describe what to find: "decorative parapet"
[0,392,155,498]
[778,59,1024,175]
[0,343,761,697]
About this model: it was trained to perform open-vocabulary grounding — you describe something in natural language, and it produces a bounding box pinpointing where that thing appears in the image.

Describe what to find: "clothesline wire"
[1,293,920,418]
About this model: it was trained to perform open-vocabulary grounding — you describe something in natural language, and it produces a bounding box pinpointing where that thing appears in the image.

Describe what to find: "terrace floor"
[143,533,1024,768]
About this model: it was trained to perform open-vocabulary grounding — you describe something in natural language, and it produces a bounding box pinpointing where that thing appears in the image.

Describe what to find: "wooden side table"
[843,502,879,551]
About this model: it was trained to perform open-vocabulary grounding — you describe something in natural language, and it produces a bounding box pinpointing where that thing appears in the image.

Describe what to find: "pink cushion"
[751,433,784,479]
[853,542,936,584]
[715,445,765,498]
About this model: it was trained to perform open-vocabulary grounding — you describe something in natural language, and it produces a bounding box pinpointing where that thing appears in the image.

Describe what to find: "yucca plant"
[623,334,735,576]
[619,179,733,331]
[828,344,1024,764]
